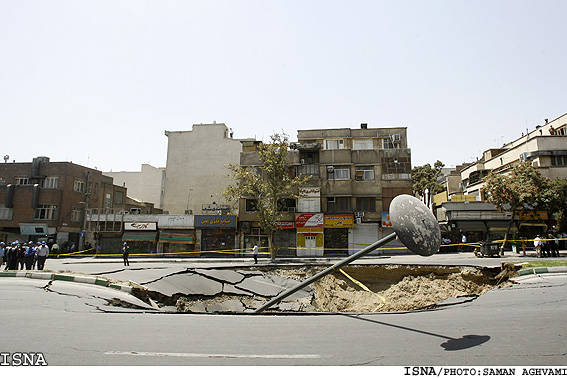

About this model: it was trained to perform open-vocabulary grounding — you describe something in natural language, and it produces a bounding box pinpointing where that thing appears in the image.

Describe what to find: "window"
[245,199,258,212]
[382,138,395,149]
[115,191,124,205]
[354,139,373,150]
[34,204,57,220]
[325,139,344,150]
[74,179,86,193]
[105,193,112,209]
[327,197,351,212]
[0,207,13,220]
[327,165,350,180]
[278,198,296,212]
[41,176,58,189]
[355,166,374,181]
[71,207,82,222]
[551,155,567,166]
[356,197,376,212]
[15,176,29,185]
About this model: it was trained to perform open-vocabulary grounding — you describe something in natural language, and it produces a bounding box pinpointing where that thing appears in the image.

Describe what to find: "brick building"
[0,156,127,249]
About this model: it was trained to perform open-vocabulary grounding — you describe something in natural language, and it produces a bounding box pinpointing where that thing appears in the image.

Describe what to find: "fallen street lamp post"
[254,195,441,314]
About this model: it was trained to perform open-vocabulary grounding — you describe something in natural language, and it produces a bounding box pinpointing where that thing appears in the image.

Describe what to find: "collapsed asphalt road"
[83,263,516,314]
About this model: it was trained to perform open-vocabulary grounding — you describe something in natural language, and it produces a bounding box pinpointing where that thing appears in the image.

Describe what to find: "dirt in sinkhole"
[171,264,516,313]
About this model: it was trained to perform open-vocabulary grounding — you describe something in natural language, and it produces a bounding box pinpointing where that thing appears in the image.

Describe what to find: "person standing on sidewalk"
[253,244,258,264]
[0,242,5,267]
[24,242,36,270]
[122,242,130,266]
[534,235,542,258]
[36,241,50,270]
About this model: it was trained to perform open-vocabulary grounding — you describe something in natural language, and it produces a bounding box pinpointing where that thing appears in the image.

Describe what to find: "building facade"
[162,123,250,254]
[0,157,127,250]
[238,124,413,257]
[434,113,567,246]
[104,164,166,210]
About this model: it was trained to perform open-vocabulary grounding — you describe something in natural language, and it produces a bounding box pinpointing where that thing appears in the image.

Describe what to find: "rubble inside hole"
[147,264,515,314]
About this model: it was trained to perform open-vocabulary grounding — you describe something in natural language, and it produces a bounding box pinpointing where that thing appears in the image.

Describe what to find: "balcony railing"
[299,164,319,177]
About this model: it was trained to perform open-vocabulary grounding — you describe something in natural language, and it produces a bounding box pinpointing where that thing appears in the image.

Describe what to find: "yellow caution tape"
[338,268,386,312]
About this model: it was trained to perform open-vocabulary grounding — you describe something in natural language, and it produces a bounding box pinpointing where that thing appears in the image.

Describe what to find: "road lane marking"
[105,351,321,359]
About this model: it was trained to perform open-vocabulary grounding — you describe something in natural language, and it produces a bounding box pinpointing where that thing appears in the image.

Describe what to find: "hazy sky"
[1,0,566,172]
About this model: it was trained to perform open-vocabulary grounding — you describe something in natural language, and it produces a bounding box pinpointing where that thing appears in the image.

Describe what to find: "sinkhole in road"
[139,264,516,314]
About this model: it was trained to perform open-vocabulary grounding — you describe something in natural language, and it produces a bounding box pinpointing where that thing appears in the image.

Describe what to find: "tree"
[548,177,567,232]
[483,162,554,254]
[221,133,311,259]
[411,160,445,208]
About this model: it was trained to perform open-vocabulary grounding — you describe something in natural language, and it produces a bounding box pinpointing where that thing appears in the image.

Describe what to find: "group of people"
[0,241,51,270]
[533,232,562,258]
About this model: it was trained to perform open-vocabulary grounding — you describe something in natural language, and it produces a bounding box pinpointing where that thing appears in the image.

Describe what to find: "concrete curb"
[517,266,567,276]
[0,271,134,294]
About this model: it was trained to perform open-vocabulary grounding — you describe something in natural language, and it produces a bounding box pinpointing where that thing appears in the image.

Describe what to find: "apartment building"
[435,113,567,244]
[104,164,166,210]
[0,156,127,249]
[162,123,252,254]
[238,124,413,257]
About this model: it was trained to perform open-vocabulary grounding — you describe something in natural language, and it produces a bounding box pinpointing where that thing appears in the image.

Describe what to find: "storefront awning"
[159,230,196,244]
[122,231,158,242]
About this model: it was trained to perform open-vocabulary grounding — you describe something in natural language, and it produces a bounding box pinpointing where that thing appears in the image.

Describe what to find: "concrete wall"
[105,164,165,209]
[163,123,244,215]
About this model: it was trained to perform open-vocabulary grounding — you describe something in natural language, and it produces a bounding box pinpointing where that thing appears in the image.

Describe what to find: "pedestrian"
[24,242,36,270]
[17,243,26,269]
[0,242,5,267]
[460,234,467,252]
[51,242,59,258]
[534,235,542,258]
[253,243,258,264]
[36,241,50,270]
[7,242,19,270]
[122,242,130,266]
[548,232,559,257]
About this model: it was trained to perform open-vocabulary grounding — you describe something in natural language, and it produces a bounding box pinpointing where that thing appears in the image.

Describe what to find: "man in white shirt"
[36,241,50,270]
[533,235,542,258]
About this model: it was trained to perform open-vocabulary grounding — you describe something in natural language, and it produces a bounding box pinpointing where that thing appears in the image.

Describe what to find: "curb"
[517,266,567,276]
[0,271,134,294]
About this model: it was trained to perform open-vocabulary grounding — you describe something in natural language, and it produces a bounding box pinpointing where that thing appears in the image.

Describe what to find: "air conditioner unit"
[287,207,296,213]
[130,208,141,214]
[392,134,401,142]
[355,175,363,181]
[300,159,305,164]
[327,166,334,172]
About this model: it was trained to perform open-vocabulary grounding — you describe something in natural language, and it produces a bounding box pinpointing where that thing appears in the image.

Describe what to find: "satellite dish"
[390,194,441,256]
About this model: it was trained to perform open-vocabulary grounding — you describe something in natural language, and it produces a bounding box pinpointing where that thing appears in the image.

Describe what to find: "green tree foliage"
[222,133,311,259]
[548,177,567,232]
[411,160,445,208]
[483,162,555,253]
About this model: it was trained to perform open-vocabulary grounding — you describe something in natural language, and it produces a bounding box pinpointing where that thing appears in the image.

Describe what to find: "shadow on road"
[344,314,491,351]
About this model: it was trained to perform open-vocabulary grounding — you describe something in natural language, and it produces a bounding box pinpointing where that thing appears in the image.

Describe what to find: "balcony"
[299,164,320,177]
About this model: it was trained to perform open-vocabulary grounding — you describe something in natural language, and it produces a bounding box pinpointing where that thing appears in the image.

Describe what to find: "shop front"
[157,215,196,255]
[122,221,158,254]
[296,213,324,256]
[274,221,296,256]
[195,215,237,257]
[324,215,353,256]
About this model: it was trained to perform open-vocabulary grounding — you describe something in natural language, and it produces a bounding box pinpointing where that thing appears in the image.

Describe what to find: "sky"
[1,0,566,172]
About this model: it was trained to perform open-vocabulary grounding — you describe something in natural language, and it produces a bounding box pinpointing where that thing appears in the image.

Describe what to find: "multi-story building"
[0,156,127,249]
[238,124,413,257]
[162,122,252,254]
[104,164,166,210]
[435,113,567,245]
